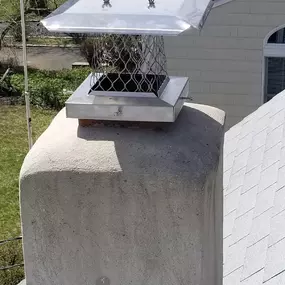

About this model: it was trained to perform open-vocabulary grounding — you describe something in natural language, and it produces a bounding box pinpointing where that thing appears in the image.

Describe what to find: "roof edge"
[213,0,234,8]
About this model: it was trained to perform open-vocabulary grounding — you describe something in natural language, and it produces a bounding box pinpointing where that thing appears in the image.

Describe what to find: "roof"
[41,0,213,35]
[223,90,285,284]
[213,0,235,8]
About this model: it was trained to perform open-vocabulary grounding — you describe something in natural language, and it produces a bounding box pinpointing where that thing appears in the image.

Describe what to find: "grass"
[0,105,57,285]
[0,105,57,239]
[27,36,75,46]
[0,240,25,285]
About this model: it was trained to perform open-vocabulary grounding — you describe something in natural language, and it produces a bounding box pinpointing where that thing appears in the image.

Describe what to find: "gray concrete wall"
[20,103,225,285]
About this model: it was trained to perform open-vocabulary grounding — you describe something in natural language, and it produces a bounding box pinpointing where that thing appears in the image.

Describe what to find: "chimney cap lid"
[41,0,214,35]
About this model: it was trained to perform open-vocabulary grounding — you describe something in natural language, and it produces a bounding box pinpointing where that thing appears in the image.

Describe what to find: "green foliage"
[0,73,20,98]
[0,0,66,47]
[47,0,65,12]
[10,67,91,110]
[0,0,20,21]
[0,0,65,20]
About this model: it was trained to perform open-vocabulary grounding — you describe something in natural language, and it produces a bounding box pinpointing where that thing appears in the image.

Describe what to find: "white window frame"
[263,26,285,103]
[264,44,285,58]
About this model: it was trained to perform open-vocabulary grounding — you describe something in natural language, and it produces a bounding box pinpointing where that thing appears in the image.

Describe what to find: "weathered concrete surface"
[20,103,225,285]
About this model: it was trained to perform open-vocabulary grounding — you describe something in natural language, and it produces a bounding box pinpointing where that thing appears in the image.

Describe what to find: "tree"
[0,0,23,50]
[0,0,64,50]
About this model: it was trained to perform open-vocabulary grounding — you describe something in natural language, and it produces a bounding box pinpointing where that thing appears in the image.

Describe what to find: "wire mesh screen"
[85,34,169,97]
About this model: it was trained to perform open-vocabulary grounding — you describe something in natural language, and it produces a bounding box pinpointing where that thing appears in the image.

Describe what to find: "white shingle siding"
[165,0,285,129]
[263,239,285,282]
[223,90,285,284]
[241,236,269,280]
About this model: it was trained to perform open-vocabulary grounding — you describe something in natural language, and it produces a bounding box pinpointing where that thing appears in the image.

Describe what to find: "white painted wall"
[165,0,285,129]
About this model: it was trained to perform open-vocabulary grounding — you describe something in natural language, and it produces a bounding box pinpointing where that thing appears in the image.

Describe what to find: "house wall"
[164,0,285,129]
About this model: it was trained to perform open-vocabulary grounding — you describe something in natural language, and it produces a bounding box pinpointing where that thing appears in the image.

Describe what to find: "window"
[264,27,285,102]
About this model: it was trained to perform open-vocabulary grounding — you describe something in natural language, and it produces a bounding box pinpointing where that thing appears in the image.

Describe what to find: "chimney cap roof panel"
[41,0,214,35]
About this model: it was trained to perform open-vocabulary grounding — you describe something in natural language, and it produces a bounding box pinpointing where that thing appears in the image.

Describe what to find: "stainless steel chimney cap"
[41,0,214,35]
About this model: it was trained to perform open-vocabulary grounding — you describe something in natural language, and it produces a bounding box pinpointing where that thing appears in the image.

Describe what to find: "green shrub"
[10,67,91,110]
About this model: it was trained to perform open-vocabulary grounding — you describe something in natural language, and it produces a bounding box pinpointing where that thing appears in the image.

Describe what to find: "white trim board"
[263,44,285,103]
[264,44,285,58]
[262,26,285,104]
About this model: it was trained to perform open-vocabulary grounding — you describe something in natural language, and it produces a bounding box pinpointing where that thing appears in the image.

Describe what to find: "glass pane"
[268,28,285,44]
[266,57,285,101]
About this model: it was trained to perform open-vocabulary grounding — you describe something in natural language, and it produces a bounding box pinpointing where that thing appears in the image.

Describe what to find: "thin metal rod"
[0,68,10,83]
[20,0,33,149]
[0,236,22,245]
[0,263,24,271]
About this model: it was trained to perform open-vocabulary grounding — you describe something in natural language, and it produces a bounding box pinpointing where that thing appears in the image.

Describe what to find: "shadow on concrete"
[76,105,224,179]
